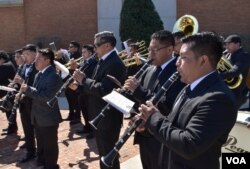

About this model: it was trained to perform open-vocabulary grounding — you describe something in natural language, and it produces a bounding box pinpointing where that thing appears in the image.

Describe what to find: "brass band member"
[20,48,62,169]
[139,32,237,169]
[0,50,16,134]
[65,41,82,124]
[72,31,126,169]
[74,44,97,138]
[123,30,185,169]
[220,34,250,108]
[173,31,186,57]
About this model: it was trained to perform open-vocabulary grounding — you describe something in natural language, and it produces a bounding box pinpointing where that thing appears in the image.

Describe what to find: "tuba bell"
[217,53,243,89]
[173,14,199,35]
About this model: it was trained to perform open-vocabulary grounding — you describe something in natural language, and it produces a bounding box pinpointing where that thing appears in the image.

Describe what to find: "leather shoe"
[19,153,36,163]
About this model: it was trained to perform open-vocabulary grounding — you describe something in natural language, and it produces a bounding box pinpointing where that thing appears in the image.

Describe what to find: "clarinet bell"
[101,149,118,168]
[47,97,57,108]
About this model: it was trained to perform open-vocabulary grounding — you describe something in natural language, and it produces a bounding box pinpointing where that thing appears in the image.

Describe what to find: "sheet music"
[102,90,135,114]
[237,112,250,124]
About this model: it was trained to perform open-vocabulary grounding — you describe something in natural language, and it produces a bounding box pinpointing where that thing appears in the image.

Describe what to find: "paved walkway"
[0,97,141,169]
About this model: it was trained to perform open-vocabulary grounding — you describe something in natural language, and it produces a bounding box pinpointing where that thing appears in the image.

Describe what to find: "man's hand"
[123,76,140,92]
[73,69,85,84]
[20,83,28,93]
[139,101,159,122]
[13,75,24,85]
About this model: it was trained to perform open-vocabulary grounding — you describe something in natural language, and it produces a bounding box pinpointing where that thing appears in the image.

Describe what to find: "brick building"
[0,0,249,52]
[0,0,97,52]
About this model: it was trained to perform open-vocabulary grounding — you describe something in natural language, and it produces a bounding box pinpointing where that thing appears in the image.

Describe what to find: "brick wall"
[0,0,97,52]
[177,0,250,51]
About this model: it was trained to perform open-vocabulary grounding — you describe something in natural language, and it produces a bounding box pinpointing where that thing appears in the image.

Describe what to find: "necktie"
[172,85,191,114]
[34,72,43,87]
[92,59,103,79]
[150,66,162,91]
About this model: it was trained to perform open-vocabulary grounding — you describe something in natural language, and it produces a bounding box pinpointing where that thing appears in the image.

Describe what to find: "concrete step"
[121,155,142,169]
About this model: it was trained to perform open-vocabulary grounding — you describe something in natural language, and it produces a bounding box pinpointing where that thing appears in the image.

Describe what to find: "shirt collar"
[100,49,116,61]
[189,71,216,91]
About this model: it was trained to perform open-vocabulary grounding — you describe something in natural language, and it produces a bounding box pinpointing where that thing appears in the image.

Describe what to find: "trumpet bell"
[173,14,199,35]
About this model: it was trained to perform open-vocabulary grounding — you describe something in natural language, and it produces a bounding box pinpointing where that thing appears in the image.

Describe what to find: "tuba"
[173,14,199,35]
[217,53,243,89]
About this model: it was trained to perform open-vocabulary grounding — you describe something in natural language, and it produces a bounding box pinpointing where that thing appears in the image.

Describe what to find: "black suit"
[0,60,16,97]
[25,66,62,169]
[78,56,98,131]
[79,50,126,169]
[132,57,185,169]
[146,72,238,169]
[220,48,250,107]
[0,60,16,128]
[19,63,38,155]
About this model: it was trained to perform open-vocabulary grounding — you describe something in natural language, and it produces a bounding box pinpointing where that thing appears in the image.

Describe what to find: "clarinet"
[47,56,97,108]
[0,65,24,112]
[101,72,180,167]
[8,64,34,124]
[89,59,153,130]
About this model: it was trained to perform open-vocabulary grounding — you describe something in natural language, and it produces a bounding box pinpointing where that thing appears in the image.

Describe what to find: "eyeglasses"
[94,41,108,48]
[69,45,75,48]
[148,46,168,53]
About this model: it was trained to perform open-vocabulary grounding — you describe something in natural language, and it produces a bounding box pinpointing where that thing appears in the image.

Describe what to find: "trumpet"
[65,57,84,68]
[118,40,147,59]
[122,53,149,67]
[101,72,180,167]
[89,59,153,130]
[47,55,97,108]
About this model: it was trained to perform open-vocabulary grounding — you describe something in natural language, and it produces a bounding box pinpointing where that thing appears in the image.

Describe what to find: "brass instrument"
[122,53,148,67]
[217,55,243,89]
[65,57,84,68]
[173,14,199,35]
[118,40,147,59]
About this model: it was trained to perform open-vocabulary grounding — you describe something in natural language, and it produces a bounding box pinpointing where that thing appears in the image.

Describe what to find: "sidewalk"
[0,97,142,169]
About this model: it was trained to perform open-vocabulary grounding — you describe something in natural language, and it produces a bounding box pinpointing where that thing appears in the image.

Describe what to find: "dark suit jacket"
[0,61,16,97]
[146,72,238,169]
[220,48,250,107]
[25,66,63,127]
[133,57,185,114]
[81,51,126,130]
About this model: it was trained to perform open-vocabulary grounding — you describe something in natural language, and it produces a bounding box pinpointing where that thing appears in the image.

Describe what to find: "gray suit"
[25,66,62,169]
[25,66,62,126]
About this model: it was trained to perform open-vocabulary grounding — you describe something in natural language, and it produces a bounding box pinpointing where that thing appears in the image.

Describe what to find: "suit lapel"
[168,72,220,123]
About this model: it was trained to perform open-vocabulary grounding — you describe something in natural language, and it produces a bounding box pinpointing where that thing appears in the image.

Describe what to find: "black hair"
[181,31,223,68]
[70,41,81,49]
[22,44,37,53]
[0,50,10,61]
[38,48,55,67]
[82,44,94,54]
[173,31,186,40]
[151,30,175,47]
[95,31,116,47]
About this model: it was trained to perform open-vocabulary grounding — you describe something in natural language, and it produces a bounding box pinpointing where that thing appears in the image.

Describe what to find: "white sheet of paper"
[237,112,250,124]
[102,90,135,114]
